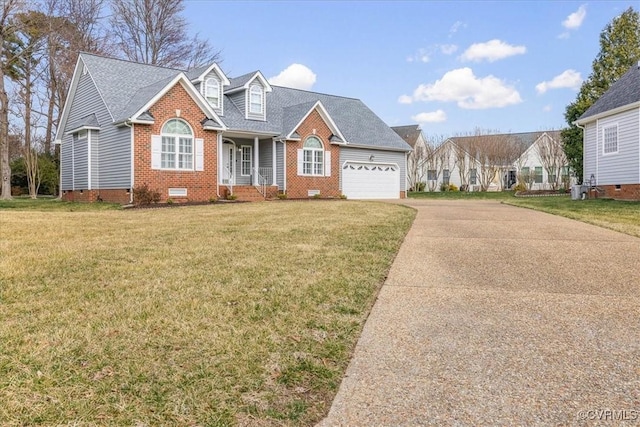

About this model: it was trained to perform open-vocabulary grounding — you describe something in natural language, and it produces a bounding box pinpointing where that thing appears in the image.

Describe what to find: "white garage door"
[342,162,400,199]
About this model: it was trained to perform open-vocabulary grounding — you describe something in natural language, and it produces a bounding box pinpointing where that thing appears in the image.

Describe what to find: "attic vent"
[83,65,88,75]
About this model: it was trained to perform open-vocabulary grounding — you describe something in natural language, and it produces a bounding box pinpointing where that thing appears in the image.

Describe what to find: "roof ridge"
[79,51,186,72]
[272,85,361,101]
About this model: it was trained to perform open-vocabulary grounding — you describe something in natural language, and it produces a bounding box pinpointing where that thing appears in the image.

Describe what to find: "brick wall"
[285,109,341,198]
[62,189,131,204]
[133,83,218,203]
[596,184,640,200]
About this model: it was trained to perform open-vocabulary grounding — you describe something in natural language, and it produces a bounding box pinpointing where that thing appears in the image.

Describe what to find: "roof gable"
[392,125,423,148]
[188,63,230,86]
[577,63,640,123]
[284,100,347,143]
[226,71,273,94]
[127,73,226,129]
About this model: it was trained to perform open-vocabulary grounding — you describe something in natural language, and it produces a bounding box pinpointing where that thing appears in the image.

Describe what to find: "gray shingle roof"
[81,53,180,122]
[448,130,561,155]
[68,113,100,131]
[578,63,640,121]
[79,53,412,151]
[392,125,422,148]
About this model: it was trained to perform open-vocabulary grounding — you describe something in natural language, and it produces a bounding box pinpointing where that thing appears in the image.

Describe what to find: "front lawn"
[0,201,415,426]
[504,196,640,238]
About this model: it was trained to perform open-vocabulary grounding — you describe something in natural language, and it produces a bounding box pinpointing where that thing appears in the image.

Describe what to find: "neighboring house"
[55,53,411,203]
[391,124,427,191]
[575,62,640,200]
[425,131,569,191]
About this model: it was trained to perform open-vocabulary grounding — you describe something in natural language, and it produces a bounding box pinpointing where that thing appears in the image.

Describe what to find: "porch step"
[227,186,267,201]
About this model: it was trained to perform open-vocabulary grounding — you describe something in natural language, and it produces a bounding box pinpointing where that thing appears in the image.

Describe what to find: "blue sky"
[184,1,635,139]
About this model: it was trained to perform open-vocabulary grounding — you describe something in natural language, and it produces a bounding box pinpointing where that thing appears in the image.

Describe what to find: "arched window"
[161,119,193,169]
[249,84,263,114]
[303,136,324,175]
[205,77,220,108]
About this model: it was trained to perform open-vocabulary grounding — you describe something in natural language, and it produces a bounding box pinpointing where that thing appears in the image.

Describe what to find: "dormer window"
[249,84,263,114]
[205,77,220,108]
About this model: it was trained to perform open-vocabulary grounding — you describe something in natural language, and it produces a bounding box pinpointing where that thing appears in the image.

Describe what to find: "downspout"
[573,121,586,185]
[123,119,134,204]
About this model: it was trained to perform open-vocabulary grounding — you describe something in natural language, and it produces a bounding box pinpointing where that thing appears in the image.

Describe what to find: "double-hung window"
[302,136,324,176]
[534,166,543,183]
[205,77,220,108]
[249,84,263,114]
[161,119,193,170]
[443,169,450,185]
[470,168,477,185]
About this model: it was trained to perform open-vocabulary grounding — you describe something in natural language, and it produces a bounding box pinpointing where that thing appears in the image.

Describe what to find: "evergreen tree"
[562,7,640,183]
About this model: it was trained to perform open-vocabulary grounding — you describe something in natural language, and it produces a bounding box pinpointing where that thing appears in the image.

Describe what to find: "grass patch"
[504,197,640,238]
[0,201,414,426]
[409,190,515,200]
[0,197,121,211]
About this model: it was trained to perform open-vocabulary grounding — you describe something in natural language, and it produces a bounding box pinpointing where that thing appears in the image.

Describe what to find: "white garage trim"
[341,161,400,199]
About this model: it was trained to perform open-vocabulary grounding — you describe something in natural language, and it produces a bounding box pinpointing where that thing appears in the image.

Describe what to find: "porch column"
[272,138,277,186]
[217,133,222,184]
[254,136,259,185]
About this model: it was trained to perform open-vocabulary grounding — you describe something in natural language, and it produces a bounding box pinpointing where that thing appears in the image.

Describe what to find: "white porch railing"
[254,167,272,198]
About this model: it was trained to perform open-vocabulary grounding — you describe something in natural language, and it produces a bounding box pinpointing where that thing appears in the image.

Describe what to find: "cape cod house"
[575,62,640,200]
[55,53,411,203]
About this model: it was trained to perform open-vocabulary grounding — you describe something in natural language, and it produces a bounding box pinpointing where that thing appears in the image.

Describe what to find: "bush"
[277,193,287,200]
[412,182,426,192]
[513,182,527,192]
[448,184,459,192]
[133,184,161,206]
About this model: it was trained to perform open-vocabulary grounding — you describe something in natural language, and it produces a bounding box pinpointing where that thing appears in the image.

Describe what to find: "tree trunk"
[0,78,11,199]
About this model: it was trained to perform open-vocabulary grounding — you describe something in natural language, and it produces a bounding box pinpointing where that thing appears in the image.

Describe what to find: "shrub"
[226,194,238,201]
[413,182,426,192]
[339,194,347,199]
[209,196,217,203]
[440,183,449,192]
[277,193,288,200]
[513,182,527,192]
[166,198,174,205]
[448,184,459,192]
[312,193,321,199]
[133,184,161,206]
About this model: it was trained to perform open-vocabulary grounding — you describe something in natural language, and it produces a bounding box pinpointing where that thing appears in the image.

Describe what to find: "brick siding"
[596,184,640,200]
[285,109,341,199]
[133,83,218,203]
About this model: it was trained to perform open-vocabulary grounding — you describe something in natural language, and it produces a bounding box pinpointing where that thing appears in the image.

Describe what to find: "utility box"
[571,184,583,200]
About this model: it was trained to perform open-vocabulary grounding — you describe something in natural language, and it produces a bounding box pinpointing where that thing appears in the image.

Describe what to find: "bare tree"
[110,0,220,69]
[424,135,448,192]
[407,142,429,191]
[536,132,567,190]
[1,0,27,200]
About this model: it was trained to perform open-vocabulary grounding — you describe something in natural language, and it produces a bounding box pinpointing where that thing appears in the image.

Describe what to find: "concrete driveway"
[319,199,640,426]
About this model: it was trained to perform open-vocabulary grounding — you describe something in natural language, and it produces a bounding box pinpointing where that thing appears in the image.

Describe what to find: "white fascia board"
[223,129,279,138]
[285,101,348,144]
[130,73,227,131]
[192,63,231,86]
[247,71,273,92]
[56,56,115,141]
[574,101,640,125]
[64,125,101,135]
[128,119,155,125]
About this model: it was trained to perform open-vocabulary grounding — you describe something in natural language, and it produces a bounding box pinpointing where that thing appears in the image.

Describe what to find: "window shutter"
[151,135,162,169]
[297,149,303,176]
[195,138,204,171]
[324,151,331,176]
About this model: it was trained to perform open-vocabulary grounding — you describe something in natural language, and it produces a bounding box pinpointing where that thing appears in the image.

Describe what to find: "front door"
[222,143,234,184]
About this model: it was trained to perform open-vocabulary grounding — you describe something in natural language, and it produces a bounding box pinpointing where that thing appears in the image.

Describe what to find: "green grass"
[0,196,121,211]
[409,190,640,238]
[409,190,516,200]
[0,201,415,426]
[504,196,640,238]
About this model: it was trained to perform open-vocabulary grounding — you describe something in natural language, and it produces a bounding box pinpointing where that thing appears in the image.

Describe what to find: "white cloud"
[398,94,413,104]
[535,69,582,94]
[563,5,586,30]
[543,105,552,112]
[412,110,447,123]
[268,63,316,90]
[460,39,526,62]
[409,67,522,110]
[440,44,458,55]
[407,48,430,63]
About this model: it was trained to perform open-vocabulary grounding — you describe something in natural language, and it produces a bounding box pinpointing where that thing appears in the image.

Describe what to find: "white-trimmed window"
[603,125,618,154]
[443,169,450,185]
[241,145,252,176]
[205,77,220,108]
[249,84,263,114]
[161,119,193,169]
[303,136,323,175]
[470,168,477,185]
